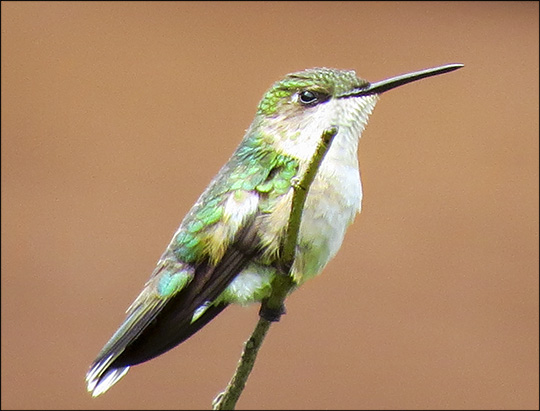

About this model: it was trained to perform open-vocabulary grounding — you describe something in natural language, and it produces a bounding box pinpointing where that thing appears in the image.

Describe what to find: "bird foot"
[259,303,286,322]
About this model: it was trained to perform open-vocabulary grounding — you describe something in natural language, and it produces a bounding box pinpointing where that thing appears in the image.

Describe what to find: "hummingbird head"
[257,64,464,118]
[251,64,463,162]
[253,68,379,162]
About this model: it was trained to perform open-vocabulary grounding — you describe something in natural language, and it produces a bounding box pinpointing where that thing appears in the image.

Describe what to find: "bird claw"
[259,303,286,322]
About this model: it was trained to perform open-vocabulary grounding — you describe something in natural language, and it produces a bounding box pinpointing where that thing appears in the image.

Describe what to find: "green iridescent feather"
[171,132,298,265]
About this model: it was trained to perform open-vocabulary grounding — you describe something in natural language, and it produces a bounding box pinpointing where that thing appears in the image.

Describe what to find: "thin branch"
[212,126,339,410]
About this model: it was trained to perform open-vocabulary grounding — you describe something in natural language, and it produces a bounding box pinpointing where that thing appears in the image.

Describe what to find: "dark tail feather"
[87,225,257,396]
[86,301,228,396]
[113,302,228,367]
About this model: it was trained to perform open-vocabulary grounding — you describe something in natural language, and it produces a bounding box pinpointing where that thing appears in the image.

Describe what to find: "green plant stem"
[212,126,339,410]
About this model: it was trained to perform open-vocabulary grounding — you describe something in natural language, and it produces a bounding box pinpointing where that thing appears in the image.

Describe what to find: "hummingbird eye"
[298,90,327,106]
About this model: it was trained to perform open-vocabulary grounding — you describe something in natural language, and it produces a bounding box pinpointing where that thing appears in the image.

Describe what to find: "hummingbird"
[86,63,463,396]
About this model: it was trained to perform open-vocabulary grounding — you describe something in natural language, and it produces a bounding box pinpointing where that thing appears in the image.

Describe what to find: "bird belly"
[293,162,362,283]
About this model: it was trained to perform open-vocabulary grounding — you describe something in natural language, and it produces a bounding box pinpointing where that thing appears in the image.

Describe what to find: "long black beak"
[339,64,464,98]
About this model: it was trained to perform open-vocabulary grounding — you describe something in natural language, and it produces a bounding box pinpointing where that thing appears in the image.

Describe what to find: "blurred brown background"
[1,2,538,410]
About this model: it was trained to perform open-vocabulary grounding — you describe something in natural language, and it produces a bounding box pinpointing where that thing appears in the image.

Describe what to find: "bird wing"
[86,145,298,396]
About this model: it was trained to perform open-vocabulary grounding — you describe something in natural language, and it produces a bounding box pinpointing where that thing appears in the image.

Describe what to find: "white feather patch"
[222,190,259,230]
[86,355,130,397]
